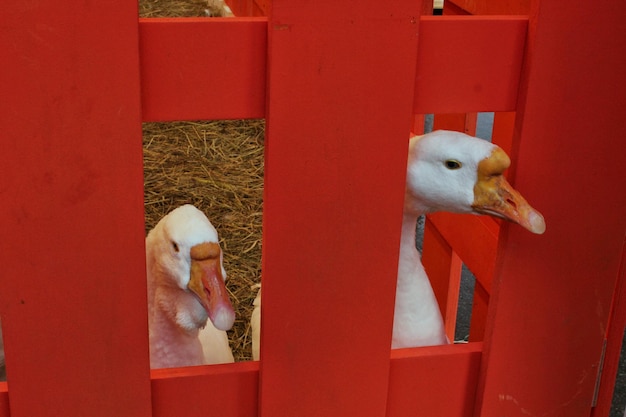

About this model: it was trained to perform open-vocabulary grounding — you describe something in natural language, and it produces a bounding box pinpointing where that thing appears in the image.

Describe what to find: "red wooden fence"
[1,0,625,416]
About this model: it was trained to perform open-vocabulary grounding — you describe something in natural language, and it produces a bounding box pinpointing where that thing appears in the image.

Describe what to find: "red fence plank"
[0,384,7,417]
[137,16,527,122]
[149,344,482,417]
[151,362,258,417]
[387,343,482,417]
[139,18,267,121]
[428,214,500,293]
[0,1,152,416]
[422,219,463,340]
[422,213,499,343]
[491,111,517,154]
[414,16,527,114]
[476,1,626,415]
[469,284,490,342]
[259,1,423,415]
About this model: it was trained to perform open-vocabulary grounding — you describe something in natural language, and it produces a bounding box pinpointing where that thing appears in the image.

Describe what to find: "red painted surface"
[226,0,434,18]
[260,0,422,415]
[387,343,482,417]
[136,16,529,122]
[423,213,500,342]
[139,18,268,121]
[475,0,626,415]
[422,218,463,340]
[491,111,516,155]
[0,1,151,416]
[151,361,259,417]
[226,0,268,16]
[1,0,624,416]
[0,384,7,417]
[433,113,477,135]
[469,284,490,342]
[414,16,528,114]
[430,215,499,289]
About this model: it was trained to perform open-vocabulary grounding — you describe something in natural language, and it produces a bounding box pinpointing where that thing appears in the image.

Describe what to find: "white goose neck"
[400,211,422,259]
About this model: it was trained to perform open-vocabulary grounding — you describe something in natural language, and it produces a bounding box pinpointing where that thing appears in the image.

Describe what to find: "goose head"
[405,130,545,234]
[147,204,236,331]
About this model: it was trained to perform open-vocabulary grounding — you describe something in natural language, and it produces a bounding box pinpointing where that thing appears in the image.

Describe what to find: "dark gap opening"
[454,266,475,342]
[611,329,626,417]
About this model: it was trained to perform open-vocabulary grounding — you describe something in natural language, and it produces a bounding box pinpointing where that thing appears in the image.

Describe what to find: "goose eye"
[444,159,462,170]
[172,241,179,252]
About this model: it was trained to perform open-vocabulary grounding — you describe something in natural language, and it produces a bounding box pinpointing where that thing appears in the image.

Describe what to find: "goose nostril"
[506,198,517,209]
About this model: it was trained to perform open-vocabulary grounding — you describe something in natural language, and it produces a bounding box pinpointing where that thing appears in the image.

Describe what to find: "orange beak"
[471,147,546,235]
[188,242,236,331]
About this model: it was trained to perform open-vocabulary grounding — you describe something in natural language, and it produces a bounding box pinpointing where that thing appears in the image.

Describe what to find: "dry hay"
[143,120,265,362]
[139,0,230,17]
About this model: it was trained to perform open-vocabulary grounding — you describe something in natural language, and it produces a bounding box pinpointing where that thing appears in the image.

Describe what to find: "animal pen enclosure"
[1,0,625,416]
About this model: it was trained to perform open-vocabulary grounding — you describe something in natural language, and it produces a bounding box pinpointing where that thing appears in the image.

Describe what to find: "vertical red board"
[491,111,516,155]
[260,0,422,415]
[469,284,489,342]
[432,113,474,134]
[428,213,499,293]
[476,1,626,416]
[422,219,463,340]
[0,1,151,417]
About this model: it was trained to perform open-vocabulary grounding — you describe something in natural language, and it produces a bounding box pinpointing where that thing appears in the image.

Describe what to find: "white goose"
[393,130,545,348]
[146,204,236,368]
[251,130,545,355]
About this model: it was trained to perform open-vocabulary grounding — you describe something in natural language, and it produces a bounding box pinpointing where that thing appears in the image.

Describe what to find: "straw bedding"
[140,0,232,17]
